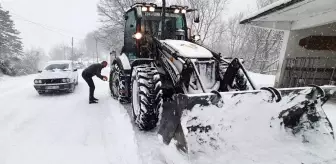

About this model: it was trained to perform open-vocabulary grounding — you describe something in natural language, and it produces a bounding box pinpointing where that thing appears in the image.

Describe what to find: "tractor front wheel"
[131,65,163,131]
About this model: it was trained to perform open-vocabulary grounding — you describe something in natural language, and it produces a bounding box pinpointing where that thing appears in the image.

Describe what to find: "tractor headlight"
[193,35,201,41]
[133,32,143,40]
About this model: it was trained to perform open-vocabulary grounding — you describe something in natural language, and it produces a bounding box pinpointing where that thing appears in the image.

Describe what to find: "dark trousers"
[82,73,95,100]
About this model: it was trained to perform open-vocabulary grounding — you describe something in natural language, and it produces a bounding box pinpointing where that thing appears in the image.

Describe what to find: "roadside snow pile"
[167,90,336,164]
[0,74,9,81]
[248,72,275,88]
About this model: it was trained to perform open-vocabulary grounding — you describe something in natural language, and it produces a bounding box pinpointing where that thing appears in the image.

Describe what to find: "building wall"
[275,22,336,87]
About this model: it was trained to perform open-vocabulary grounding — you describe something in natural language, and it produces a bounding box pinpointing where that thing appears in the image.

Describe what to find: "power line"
[1,0,85,40]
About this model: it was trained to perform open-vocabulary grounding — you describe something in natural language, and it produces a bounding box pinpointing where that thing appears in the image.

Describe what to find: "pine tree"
[0,4,23,75]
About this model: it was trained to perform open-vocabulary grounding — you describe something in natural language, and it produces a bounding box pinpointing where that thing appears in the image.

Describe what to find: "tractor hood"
[160,40,213,58]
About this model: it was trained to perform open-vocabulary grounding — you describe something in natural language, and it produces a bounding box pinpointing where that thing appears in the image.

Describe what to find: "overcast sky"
[1,0,256,53]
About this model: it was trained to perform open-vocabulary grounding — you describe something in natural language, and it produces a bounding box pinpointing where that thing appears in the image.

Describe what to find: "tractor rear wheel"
[131,65,163,130]
[110,63,128,103]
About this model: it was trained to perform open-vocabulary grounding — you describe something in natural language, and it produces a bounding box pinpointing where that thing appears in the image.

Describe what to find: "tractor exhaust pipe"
[161,0,166,40]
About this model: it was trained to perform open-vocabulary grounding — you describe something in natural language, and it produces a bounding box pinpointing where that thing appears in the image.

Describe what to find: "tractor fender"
[112,53,131,74]
[130,58,155,76]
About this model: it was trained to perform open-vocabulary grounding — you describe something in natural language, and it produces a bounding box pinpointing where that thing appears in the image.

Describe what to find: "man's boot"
[92,97,99,101]
[89,100,98,104]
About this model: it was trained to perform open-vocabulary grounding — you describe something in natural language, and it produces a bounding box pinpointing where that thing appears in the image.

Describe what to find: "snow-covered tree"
[222,0,283,74]
[49,45,67,60]
[175,0,229,45]
[97,0,139,51]
[0,4,23,75]
[257,0,279,8]
[15,48,48,75]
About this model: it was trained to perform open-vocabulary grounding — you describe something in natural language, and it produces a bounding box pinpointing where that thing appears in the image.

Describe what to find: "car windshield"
[45,63,70,71]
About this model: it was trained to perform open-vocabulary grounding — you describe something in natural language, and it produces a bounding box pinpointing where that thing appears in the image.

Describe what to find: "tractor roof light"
[149,6,155,12]
[181,9,187,13]
[133,32,143,40]
[142,6,148,12]
[174,9,180,13]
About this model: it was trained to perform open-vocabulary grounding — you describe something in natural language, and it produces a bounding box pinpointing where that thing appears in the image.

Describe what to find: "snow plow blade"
[158,86,336,154]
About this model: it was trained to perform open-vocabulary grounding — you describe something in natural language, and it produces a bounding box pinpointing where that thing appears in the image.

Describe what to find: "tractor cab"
[123,3,193,60]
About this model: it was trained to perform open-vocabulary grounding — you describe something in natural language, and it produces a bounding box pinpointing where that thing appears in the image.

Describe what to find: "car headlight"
[34,79,42,84]
[62,78,71,83]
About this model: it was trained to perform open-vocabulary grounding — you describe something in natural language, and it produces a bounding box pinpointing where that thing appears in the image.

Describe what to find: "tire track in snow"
[123,104,168,164]
[89,77,143,164]
[95,97,142,164]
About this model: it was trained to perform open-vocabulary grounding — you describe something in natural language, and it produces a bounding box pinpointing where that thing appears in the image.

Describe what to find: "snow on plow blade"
[158,86,336,154]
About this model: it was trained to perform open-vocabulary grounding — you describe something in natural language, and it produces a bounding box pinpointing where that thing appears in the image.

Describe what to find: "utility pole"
[95,37,99,62]
[71,37,74,61]
[64,45,66,60]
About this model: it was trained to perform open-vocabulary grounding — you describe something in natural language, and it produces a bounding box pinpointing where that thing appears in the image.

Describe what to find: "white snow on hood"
[35,70,71,79]
[161,40,213,58]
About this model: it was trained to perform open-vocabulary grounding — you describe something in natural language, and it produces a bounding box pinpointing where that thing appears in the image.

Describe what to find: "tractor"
[109,1,336,154]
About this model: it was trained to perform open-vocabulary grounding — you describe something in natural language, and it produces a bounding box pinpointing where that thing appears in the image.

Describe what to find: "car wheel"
[37,91,45,95]
[68,84,75,93]
[75,77,79,85]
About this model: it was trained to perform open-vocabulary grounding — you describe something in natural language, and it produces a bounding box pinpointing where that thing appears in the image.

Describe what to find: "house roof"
[240,0,336,30]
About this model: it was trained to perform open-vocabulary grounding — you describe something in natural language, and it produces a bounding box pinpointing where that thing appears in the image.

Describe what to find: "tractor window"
[176,16,184,30]
[124,10,137,55]
[142,13,186,39]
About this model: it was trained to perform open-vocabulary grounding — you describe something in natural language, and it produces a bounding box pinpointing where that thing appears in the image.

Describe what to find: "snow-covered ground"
[0,69,164,164]
[0,71,335,164]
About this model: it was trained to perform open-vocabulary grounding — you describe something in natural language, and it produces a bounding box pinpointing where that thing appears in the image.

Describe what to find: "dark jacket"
[82,63,104,79]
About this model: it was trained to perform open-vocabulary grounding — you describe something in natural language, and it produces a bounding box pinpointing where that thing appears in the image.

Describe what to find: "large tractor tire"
[131,65,163,131]
[110,63,128,103]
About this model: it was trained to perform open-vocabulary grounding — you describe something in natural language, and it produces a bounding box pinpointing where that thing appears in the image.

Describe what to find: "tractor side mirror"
[194,16,200,23]
[73,69,78,72]
[194,10,200,23]
[38,70,42,73]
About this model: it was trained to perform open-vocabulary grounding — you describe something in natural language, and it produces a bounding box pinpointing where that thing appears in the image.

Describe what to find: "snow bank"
[0,74,10,81]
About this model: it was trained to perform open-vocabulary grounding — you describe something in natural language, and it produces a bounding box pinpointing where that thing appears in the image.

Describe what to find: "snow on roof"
[240,0,336,30]
[240,0,301,24]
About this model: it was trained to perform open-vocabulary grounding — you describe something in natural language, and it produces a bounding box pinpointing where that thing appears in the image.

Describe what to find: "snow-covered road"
[0,70,165,164]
